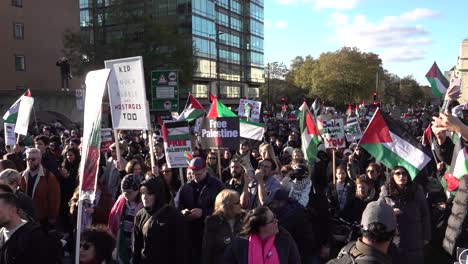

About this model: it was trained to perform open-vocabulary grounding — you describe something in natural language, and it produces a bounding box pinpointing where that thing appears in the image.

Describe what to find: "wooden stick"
[332,149,336,185]
[217,149,222,180]
[113,130,121,163]
[179,167,185,184]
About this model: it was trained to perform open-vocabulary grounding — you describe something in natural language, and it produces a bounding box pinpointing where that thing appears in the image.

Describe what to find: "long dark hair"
[240,206,270,236]
[62,147,81,180]
[387,166,417,202]
[81,225,115,263]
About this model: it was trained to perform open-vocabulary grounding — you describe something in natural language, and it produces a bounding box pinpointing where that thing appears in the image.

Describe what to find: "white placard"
[320,118,346,149]
[238,99,262,122]
[4,123,16,146]
[14,96,34,136]
[105,56,149,130]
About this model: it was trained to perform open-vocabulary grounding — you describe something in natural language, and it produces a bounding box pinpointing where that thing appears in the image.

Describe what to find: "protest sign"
[105,56,149,130]
[319,118,345,149]
[238,99,262,122]
[162,121,192,168]
[344,116,362,142]
[101,128,113,152]
[4,123,16,146]
[199,117,240,150]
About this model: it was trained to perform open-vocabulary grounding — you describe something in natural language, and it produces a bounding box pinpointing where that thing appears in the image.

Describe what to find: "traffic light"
[281,96,285,102]
[373,92,377,102]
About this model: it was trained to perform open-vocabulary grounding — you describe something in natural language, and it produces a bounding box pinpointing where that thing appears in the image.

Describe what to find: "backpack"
[327,242,381,264]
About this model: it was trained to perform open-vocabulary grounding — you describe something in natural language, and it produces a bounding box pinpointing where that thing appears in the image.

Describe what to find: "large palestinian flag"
[359,108,431,179]
[425,62,449,98]
[207,95,237,118]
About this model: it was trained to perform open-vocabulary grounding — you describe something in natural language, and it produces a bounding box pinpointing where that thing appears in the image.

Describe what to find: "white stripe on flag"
[240,121,264,141]
[383,131,431,170]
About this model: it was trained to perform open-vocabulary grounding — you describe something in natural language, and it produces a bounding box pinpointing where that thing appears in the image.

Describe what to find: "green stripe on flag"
[361,143,422,179]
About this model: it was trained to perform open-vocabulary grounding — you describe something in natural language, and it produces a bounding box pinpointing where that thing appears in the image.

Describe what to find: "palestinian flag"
[3,89,32,124]
[359,108,431,179]
[311,98,321,116]
[177,93,205,122]
[346,104,353,117]
[355,105,360,119]
[425,62,449,97]
[443,135,468,191]
[299,102,321,162]
[421,124,432,147]
[207,95,237,118]
[240,119,265,148]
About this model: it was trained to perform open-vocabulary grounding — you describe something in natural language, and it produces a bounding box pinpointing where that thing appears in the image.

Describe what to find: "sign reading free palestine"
[199,117,240,150]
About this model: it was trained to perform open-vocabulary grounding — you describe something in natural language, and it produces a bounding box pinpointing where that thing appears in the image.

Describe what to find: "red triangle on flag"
[24,89,32,97]
[359,108,392,144]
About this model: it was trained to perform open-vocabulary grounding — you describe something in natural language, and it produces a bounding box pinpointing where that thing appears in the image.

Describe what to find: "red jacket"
[20,166,61,224]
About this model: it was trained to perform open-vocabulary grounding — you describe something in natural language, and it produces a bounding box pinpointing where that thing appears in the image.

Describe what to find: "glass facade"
[80,0,263,101]
[191,0,264,99]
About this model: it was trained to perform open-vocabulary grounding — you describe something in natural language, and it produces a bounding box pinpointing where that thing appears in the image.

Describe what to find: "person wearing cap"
[133,177,188,264]
[380,166,430,264]
[175,157,224,264]
[327,201,396,264]
[108,174,143,263]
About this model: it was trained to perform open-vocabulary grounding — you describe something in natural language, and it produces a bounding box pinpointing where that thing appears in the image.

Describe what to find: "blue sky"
[264,0,468,83]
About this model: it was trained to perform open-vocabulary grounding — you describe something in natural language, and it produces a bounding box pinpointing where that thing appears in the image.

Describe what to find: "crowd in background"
[0,102,465,264]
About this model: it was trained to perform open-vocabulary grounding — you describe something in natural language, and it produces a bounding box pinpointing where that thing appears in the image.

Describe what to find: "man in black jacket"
[0,192,61,263]
[175,157,224,264]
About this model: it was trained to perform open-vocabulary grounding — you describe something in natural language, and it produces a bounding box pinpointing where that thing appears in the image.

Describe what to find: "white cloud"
[275,20,289,29]
[329,12,348,25]
[328,8,439,62]
[276,0,361,10]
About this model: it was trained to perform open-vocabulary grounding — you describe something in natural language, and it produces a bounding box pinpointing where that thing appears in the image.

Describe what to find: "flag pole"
[332,148,336,185]
[113,130,121,164]
[217,149,222,180]
[146,101,156,174]
[179,168,185,184]
[74,197,84,264]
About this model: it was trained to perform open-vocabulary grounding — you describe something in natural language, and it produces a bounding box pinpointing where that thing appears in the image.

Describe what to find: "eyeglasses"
[265,217,277,225]
[394,171,408,177]
[209,157,216,160]
[366,169,376,173]
[80,242,92,250]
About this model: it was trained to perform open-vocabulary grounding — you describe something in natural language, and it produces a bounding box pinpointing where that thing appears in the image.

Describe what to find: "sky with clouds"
[265,0,468,83]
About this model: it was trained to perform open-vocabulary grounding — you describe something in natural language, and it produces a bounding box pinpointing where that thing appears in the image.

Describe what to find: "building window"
[192,84,208,98]
[12,0,22,7]
[13,23,24,39]
[220,85,240,98]
[15,55,25,71]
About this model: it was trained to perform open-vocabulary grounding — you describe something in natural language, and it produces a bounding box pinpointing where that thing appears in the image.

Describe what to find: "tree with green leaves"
[399,75,424,105]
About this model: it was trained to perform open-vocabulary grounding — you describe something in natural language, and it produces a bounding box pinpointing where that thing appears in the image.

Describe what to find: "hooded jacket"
[132,178,188,264]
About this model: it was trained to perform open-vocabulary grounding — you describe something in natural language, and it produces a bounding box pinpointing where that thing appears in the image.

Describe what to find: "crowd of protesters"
[0,101,466,264]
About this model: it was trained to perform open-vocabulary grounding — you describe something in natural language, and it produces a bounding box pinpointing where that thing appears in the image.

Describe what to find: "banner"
[105,56,149,130]
[238,99,262,122]
[320,118,345,149]
[162,121,192,168]
[199,117,240,150]
[344,116,362,142]
[14,96,34,136]
[79,69,110,199]
[4,123,16,146]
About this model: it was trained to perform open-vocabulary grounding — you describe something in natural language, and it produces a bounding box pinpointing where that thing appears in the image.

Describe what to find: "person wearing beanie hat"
[175,157,224,264]
[108,174,143,263]
[327,200,395,264]
[133,177,189,264]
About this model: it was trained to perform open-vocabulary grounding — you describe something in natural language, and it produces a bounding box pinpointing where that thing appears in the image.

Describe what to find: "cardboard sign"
[101,128,113,152]
[199,117,240,150]
[238,99,262,122]
[4,123,16,146]
[162,121,192,168]
[320,118,345,149]
[105,56,149,130]
[344,117,362,142]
